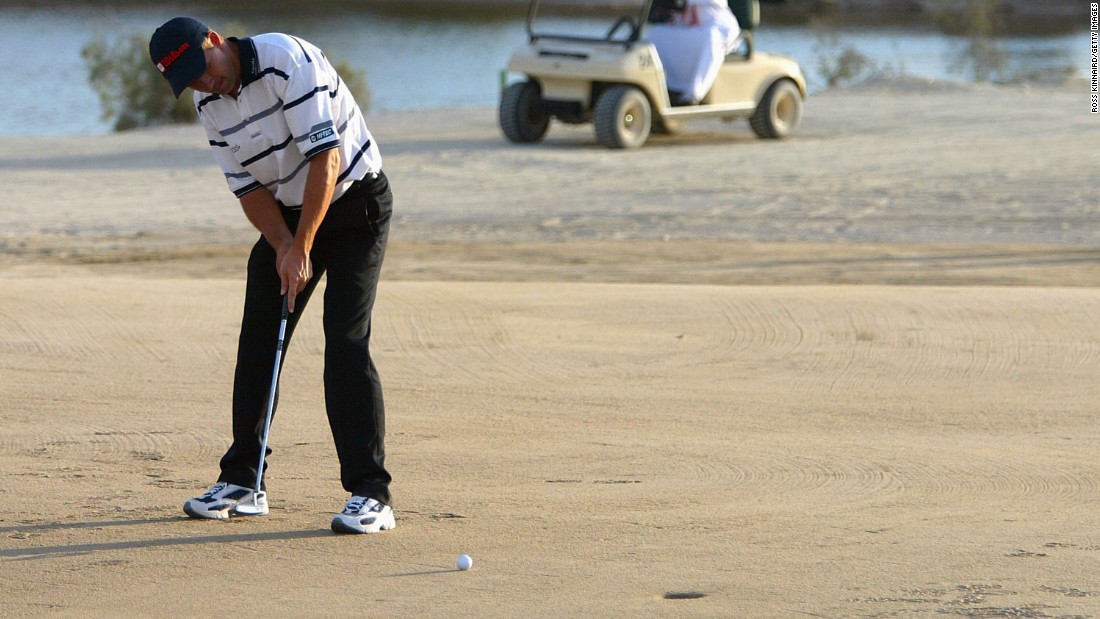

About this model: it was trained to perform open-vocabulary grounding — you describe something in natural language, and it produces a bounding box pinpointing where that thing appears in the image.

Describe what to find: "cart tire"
[594,85,651,149]
[749,79,802,139]
[500,81,550,143]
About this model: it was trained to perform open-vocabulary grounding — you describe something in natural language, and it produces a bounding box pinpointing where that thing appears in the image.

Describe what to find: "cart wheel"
[500,81,550,143]
[749,79,802,139]
[594,85,651,149]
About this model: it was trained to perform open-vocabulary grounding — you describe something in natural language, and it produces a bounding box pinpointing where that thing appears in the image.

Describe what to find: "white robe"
[647,0,741,103]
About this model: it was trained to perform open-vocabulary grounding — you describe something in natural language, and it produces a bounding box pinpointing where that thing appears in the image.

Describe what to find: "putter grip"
[281,295,289,318]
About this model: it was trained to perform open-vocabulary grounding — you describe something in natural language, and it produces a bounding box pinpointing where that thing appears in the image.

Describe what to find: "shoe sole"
[183,501,230,520]
[183,501,268,520]
[331,514,396,535]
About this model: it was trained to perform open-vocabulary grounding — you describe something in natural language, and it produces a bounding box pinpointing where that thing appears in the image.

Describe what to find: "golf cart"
[499,0,806,148]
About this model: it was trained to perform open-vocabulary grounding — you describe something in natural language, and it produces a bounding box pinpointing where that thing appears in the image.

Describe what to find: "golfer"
[149,17,395,534]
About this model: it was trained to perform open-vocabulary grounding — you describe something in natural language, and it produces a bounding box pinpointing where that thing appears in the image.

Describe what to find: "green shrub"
[333,60,372,113]
[82,33,198,131]
[814,31,873,88]
[932,0,1008,81]
[83,29,371,132]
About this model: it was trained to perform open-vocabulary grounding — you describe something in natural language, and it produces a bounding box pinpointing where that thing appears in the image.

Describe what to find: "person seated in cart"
[647,0,742,105]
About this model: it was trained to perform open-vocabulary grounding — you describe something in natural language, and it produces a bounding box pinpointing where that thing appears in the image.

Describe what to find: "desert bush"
[814,31,873,88]
[83,28,371,131]
[333,59,372,113]
[932,0,1008,81]
[82,32,198,131]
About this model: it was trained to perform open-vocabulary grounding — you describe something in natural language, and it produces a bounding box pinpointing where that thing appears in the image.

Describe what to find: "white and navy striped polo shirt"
[195,34,381,208]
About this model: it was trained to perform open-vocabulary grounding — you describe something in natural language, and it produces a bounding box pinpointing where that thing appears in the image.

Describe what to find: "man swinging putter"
[149,17,396,534]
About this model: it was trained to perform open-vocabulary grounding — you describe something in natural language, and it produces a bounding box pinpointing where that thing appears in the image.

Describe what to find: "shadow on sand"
[1,518,333,560]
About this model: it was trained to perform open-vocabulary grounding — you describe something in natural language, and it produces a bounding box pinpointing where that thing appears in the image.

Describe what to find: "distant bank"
[365,0,1079,15]
[364,0,1083,29]
[57,0,1084,29]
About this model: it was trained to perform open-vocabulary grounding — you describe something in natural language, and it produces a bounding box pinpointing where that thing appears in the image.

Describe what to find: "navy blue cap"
[149,17,210,98]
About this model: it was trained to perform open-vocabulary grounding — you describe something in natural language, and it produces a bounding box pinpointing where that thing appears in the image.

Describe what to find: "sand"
[2,79,1099,618]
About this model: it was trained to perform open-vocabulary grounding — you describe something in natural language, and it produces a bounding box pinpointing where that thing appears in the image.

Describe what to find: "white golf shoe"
[331,496,396,534]
[183,482,268,520]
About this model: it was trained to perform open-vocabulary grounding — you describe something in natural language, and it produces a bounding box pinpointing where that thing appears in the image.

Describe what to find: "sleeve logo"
[309,128,335,143]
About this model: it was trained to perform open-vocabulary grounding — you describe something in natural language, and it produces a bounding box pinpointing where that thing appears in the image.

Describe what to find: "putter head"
[234,490,269,515]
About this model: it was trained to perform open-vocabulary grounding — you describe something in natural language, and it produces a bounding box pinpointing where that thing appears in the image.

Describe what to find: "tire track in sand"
[1,421,227,461]
[378,283,560,389]
[684,450,1098,499]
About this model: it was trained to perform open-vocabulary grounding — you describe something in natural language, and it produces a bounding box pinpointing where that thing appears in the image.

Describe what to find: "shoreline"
[5,0,1086,30]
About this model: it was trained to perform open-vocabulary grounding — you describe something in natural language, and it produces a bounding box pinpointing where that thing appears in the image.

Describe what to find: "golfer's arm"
[293,148,341,256]
[237,147,340,254]
[239,188,293,251]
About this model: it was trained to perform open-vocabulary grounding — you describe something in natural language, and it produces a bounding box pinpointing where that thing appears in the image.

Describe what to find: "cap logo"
[156,42,191,74]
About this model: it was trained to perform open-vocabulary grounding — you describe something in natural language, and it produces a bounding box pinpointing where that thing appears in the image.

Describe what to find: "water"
[0,5,1089,136]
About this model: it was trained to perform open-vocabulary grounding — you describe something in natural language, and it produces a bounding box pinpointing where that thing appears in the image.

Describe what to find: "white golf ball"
[456,554,473,571]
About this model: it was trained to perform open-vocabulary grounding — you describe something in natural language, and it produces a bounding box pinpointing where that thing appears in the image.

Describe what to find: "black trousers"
[217,171,393,505]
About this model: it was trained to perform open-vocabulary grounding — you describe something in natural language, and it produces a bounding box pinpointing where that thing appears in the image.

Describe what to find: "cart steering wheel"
[606,16,637,41]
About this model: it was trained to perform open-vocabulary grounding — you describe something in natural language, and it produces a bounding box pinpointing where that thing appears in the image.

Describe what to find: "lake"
[0,4,1089,136]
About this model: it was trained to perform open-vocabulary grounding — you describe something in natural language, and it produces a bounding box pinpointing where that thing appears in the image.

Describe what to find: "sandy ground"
[2,79,1100,618]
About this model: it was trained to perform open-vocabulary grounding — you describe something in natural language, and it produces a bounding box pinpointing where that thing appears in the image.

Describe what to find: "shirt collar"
[231,37,261,90]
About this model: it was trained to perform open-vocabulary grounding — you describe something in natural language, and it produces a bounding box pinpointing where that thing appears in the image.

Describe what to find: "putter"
[237,295,290,515]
